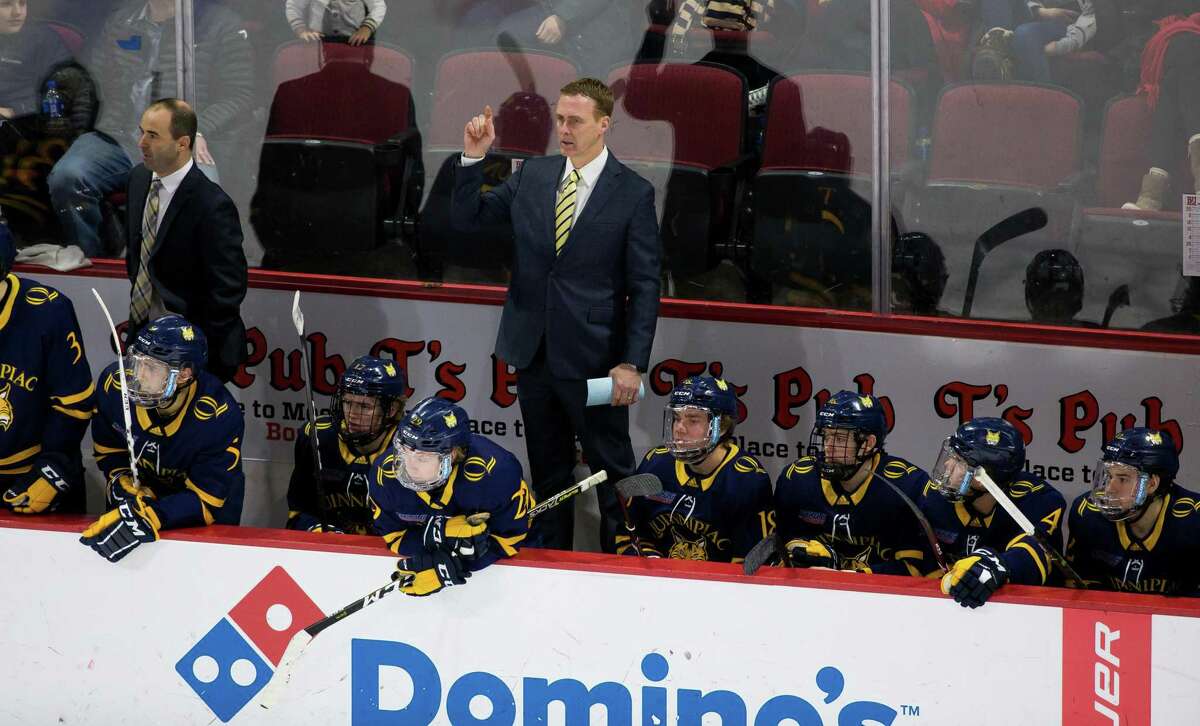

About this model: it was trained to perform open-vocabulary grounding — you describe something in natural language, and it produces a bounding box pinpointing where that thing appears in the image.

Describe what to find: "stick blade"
[615,473,663,499]
[743,535,779,575]
[291,290,305,336]
[257,629,314,710]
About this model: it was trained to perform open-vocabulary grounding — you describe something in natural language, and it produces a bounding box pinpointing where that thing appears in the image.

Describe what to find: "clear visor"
[663,405,719,462]
[126,353,180,406]
[393,442,452,492]
[1089,460,1149,521]
[929,438,980,502]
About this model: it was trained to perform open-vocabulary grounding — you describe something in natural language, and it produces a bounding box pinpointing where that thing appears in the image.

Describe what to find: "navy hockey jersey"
[92,362,245,529]
[287,415,392,534]
[0,275,94,510]
[918,475,1066,585]
[774,452,930,575]
[1067,485,1200,596]
[369,433,532,570]
[617,444,772,562]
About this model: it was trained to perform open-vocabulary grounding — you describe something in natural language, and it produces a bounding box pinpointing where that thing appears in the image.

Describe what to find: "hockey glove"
[106,473,156,508]
[941,547,1010,608]
[784,538,840,570]
[393,549,470,596]
[307,522,346,534]
[79,497,162,563]
[2,462,72,514]
[422,514,491,562]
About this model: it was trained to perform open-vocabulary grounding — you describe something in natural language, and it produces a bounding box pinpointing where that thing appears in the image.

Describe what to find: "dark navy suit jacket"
[451,152,660,378]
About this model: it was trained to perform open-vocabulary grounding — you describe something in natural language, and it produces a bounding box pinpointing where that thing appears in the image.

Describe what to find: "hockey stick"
[291,291,335,528]
[259,470,610,709]
[1101,284,1130,328]
[527,469,609,518]
[92,289,140,488]
[743,533,779,575]
[613,473,663,556]
[973,469,1086,587]
[961,207,1049,318]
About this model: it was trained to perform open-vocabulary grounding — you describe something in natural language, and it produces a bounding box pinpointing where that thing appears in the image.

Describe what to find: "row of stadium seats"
[248,41,1194,326]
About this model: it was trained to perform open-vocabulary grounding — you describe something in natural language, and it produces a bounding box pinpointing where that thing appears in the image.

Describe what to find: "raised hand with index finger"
[463,105,496,159]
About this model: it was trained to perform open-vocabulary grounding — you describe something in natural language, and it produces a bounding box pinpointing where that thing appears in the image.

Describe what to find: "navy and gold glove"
[105,473,156,508]
[941,547,1010,608]
[784,538,840,569]
[393,549,470,596]
[2,463,71,514]
[79,497,162,563]
[422,514,491,562]
[307,522,346,534]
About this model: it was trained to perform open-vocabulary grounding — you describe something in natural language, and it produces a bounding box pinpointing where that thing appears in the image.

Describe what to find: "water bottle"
[42,80,70,136]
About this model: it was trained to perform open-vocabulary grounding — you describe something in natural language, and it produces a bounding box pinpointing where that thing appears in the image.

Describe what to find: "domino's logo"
[175,566,323,722]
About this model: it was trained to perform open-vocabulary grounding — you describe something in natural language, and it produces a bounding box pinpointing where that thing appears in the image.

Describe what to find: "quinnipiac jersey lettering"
[918,475,1065,585]
[617,444,772,562]
[369,432,533,571]
[287,415,390,534]
[1067,484,1200,596]
[774,452,930,575]
[92,362,245,529]
[0,275,95,511]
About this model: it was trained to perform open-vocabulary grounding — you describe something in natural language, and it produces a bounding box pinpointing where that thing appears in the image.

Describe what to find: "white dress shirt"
[147,157,194,236]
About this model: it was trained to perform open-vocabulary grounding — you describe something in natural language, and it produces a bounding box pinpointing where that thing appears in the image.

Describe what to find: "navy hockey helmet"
[810,390,887,481]
[127,314,207,406]
[1091,428,1178,521]
[930,418,1025,501]
[1025,249,1083,322]
[333,356,409,447]
[663,376,739,463]
[892,232,948,315]
[392,397,471,492]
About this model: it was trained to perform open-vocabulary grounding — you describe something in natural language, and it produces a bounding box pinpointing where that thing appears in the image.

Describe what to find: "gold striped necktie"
[554,169,580,255]
[129,178,163,327]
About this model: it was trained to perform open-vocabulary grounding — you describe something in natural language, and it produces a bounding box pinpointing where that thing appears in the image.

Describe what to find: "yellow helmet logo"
[444,412,458,428]
[985,430,1000,446]
[859,396,873,408]
[410,415,423,427]
[384,362,397,377]
[715,378,728,391]
[1147,431,1163,446]
[182,326,195,341]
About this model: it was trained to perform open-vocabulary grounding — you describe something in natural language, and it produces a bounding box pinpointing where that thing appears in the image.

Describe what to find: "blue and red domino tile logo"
[175,566,323,722]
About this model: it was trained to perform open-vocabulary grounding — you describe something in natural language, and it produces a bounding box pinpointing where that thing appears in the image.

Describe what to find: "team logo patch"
[24,287,59,305]
[384,362,397,377]
[859,396,873,408]
[1146,431,1163,446]
[182,326,195,341]
[0,383,13,431]
[443,412,457,428]
[985,430,1000,445]
[715,378,728,390]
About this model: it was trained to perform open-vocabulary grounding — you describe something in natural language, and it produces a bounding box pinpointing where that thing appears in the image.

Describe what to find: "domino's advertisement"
[3,523,1199,724]
[44,273,1200,528]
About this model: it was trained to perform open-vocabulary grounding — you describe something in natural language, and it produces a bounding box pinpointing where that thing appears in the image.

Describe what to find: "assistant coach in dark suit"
[452,78,660,551]
[125,98,247,382]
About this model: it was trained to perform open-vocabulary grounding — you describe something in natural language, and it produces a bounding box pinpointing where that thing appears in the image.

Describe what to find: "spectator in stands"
[914,0,973,82]
[972,0,1119,82]
[47,0,253,258]
[0,0,71,126]
[1122,12,1200,211]
[459,0,633,77]
[286,0,386,46]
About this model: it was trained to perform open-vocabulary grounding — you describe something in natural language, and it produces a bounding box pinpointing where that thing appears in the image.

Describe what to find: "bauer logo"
[175,566,323,722]
[350,641,900,725]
